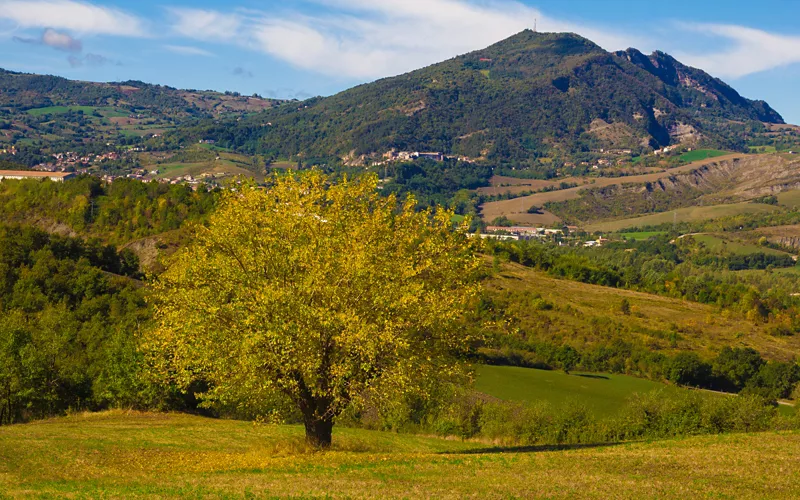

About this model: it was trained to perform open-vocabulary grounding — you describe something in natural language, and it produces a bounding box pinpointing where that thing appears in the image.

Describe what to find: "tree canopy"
[145,172,482,446]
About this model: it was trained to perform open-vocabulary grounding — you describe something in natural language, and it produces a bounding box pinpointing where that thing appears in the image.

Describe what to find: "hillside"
[184,31,783,165]
[487,261,800,362]
[0,68,279,116]
[1,411,798,498]
[0,68,281,156]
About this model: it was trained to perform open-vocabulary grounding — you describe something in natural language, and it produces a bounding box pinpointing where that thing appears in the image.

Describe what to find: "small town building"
[0,171,76,182]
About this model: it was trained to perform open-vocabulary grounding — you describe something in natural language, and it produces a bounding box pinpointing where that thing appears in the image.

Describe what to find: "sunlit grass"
[1,411,798,498]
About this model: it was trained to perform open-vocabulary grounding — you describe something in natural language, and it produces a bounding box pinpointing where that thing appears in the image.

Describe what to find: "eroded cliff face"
[546,155,800,223]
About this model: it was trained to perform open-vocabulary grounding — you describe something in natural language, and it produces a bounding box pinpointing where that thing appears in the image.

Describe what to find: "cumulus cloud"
[0,0,145,36]
[13,28,82,52]
[164,44,215,57]
[42,28,83,51]
[167,1,643,79]
[673,23,800,79]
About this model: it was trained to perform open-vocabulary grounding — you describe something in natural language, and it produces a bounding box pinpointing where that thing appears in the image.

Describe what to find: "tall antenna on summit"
[534,19,537,32]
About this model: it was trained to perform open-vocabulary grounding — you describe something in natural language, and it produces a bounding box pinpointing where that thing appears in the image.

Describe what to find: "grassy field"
[678,149,730,162]
[619,231,665,240]
[487,262,800,362]
[691,234,792,256]
[749,146,778,154]
[778,189,800,207]
[26,105,129,118]
[476,365,796,418]
[476,365,683,416]
[1,411,798,498]
[586,202,778,232]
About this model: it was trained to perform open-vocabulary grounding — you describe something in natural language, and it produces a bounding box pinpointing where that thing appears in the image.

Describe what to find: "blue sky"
[2,0,800,122]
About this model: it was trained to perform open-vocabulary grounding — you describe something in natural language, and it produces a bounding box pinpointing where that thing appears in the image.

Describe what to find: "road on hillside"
[479,153,746,226]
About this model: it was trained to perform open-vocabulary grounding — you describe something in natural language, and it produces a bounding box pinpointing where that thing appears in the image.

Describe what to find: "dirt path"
[480,153,748,225]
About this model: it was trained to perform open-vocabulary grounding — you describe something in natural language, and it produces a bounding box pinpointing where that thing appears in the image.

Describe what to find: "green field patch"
[475,365,684,417]
[777,189,800,207]
[679,149,730,162]
[749,146,777,153]
[691,234,790,256]
[587,202,778,232]
[619,231,665,240]
[26,106,129,118]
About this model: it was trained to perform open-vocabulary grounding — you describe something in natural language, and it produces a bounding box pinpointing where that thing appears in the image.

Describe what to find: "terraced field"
[480,153,746,225]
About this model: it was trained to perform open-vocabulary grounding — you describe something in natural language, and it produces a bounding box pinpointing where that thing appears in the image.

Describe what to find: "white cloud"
[167,8,242,41]
[13,28,82,52]
[42,28,83,52]
[0,0,145,36]
[674,23,800,79]
[168,1,643,80]
[164,44,216,57]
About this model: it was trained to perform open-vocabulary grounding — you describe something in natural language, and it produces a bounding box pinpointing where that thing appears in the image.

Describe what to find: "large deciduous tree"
[144,172,481,447]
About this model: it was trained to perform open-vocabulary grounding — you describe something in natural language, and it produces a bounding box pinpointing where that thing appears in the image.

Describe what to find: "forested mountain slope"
[182,30,783,164]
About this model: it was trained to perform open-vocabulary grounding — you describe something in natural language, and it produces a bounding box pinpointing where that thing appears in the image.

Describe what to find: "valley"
[1,25,800,497]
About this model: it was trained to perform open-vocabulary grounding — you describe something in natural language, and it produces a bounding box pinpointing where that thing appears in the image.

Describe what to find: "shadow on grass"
[575,374,610,380]
[441,442,625,455]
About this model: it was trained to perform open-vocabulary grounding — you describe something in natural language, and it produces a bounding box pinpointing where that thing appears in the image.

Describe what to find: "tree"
[557,346,580,374]
[144,172,482,447]
[667,353,711,387]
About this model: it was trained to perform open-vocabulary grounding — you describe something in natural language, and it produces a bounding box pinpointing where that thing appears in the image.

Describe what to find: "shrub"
[666,353,712,387]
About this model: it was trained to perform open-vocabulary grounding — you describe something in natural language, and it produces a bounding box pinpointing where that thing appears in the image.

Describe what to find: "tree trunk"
[304,415,333,448]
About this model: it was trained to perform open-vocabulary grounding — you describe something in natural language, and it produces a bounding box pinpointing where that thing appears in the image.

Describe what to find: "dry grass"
[488,262,800,361]
[0,411,798,498]
[586,202,777,232]
[480,154,746,225]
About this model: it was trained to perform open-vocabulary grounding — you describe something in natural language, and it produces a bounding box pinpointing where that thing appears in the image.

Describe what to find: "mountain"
[0,68,281,159]
[188,31,783,165]
[0,68,280,117]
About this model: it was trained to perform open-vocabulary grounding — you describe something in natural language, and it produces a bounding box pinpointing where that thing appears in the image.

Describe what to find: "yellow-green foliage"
[144,172,482,446]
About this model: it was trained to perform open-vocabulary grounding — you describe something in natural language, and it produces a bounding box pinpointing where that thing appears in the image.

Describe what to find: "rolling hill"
[184,30,783,165]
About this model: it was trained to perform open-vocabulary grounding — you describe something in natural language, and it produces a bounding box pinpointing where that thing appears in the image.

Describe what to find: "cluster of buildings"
[0,146,18,156]
[370,150,474,167]
[481,225,610,247]
[482,225,575,241]
[654,145,680,156]
[33,151,120,172]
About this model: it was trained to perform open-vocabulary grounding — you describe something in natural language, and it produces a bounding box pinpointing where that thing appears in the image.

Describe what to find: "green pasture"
[586,202,778,232]
[691,234,790,256]
[475,365,683,417]
[679,149,730,162]
[618,231,665,240]
[26,106,129,118]
[1,411,797,497]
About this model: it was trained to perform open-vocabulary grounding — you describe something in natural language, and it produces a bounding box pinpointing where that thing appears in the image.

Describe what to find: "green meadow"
[0,411,797,498]
[476,365,683,417]
[618,231,665,240]
[678,149,730,163]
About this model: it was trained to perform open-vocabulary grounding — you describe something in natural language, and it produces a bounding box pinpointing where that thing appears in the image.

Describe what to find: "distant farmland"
[480,153,746,225]
[585,202,778,232]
